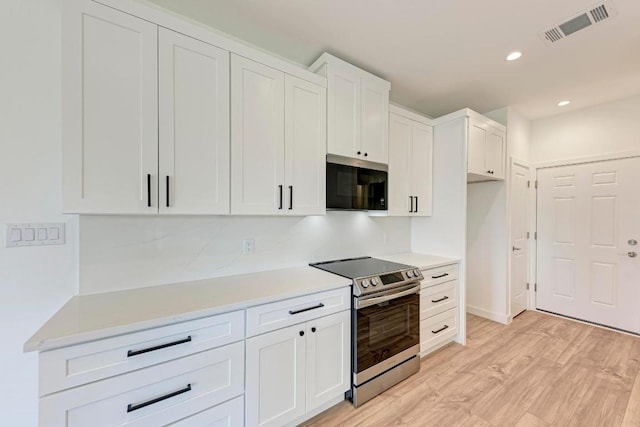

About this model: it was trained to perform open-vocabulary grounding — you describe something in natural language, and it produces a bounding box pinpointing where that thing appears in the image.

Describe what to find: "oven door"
[353,285,420,385]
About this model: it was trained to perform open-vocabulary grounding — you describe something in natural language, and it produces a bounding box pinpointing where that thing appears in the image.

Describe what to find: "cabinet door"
[485,128,505,179]
[326,65,361,158]
[388,113,412,216]
[284,75,327,216]
[467,121,487,176]
[361,78,389,164]
[62,0,158,213]
[246,325,306,427]
[158,29,230,215]
[411,122,433,216]
[231,55,285,214]
[306,311,351,412]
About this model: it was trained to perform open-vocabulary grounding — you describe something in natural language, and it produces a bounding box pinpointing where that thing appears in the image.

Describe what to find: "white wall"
[531,94,640,163]
[0,1,78,425]
[79,213,411,294]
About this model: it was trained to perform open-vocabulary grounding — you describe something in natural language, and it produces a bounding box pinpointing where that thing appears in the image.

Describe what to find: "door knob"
[512,246,522,252]
[628,239,638,246]
[628,252,637,258]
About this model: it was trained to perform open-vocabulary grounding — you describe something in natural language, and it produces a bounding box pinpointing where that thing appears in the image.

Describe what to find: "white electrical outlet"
[243,238,255,255]
[5,223,65,247]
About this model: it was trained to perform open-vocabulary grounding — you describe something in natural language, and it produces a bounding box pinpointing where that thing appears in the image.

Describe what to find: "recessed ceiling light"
[557,100,571,107]
[506,51,522,61]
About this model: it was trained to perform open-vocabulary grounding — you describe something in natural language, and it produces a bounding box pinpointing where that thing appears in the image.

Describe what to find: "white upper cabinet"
[62,0,158,213]
[467,116,506,182]
[310,53,390,164]
[388,106,433,216]
[284,75,327,216]
[231,55,326,216]
[158,28,230,214]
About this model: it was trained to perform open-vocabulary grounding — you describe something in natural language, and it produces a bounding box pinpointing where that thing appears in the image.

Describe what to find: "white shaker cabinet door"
[360,78,389,164]
[388,113,412,215]
[62,0,158,213]
[467,121,487,176]
[485,128,505,180]
[306,311,351,413]
[326,65,361,159]
[231,55,285,215]
[246,325,306,427]
[411,121,433,216]
[284,75,327,216]
[158,29,230,215]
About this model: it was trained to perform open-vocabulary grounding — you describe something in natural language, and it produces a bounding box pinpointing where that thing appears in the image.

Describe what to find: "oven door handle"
[355,283,420,309]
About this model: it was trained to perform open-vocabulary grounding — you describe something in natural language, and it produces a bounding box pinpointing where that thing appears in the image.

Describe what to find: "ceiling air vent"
[539,0,616,45]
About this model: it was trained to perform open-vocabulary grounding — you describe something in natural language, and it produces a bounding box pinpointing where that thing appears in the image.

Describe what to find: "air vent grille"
[590,5,609,22]
[539,1,616,45]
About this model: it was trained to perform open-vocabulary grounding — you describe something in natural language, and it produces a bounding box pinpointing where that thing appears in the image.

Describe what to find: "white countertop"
[377,252,459,270]
[24,266,351,353]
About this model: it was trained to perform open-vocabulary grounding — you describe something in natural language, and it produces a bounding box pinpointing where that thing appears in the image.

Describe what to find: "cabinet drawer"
[40,310,244,396]
[170,395,244,427]
[40,341,244,427]
[420,308,458,356]
[420,280,458,319]
[246,287,350,337]
[420,264,458,288]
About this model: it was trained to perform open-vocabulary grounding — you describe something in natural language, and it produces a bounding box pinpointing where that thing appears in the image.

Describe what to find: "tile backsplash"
[79,212,411,294]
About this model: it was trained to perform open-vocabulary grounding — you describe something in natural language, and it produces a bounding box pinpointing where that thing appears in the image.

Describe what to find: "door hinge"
[527,231,530,239]
[527,180,530,188]
[526,283,530,290]
[535,180,538,189]
[534,283,538,292]
[535,232,537,240]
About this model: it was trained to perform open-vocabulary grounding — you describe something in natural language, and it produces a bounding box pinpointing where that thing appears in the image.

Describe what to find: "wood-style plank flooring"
[301,311,640,427]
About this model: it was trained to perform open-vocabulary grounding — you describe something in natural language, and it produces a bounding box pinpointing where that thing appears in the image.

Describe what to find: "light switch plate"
[5,223,65,247]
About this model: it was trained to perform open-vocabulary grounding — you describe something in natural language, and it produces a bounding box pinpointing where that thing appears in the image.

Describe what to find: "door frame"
[532,150,640,313]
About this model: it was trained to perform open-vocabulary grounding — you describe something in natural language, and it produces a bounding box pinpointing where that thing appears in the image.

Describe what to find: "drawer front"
[170,396,244,427]
[420,280,458,319]
[40,341,244,427]
[246,287,350,337]
[420,308,458,356]
[420,264,458,288]
[40,310,245,396]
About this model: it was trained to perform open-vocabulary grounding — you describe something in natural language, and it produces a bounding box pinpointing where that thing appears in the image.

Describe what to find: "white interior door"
[537,157,640,333]
[510,162,530,317]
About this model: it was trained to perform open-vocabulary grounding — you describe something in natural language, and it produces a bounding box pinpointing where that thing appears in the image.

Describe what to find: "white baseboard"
[466,305,510,325]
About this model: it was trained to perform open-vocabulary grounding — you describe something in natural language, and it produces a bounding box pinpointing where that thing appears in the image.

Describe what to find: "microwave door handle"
[355,284,420,309]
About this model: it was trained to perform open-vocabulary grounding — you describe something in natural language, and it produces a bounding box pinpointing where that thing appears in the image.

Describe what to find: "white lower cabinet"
[246,310,351,427]
[419,263,460,356]
[170,396,244,427]
[40,342,244,427]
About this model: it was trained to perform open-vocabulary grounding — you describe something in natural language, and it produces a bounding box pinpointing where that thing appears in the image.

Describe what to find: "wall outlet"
[243,238,255,255]
[6,223,65,247]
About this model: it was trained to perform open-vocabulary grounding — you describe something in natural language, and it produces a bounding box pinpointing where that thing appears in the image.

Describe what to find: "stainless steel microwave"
[326,155,388,211]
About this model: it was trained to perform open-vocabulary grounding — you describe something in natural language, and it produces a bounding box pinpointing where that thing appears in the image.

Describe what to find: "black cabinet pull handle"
[311,327,316,333]
[409,196,414,213]
[289,185,293,210]
[278,185,283,209]
[166,176,170,207]
[147,174,151,207]
[431,296,449,303]
[415,196,418,213]
[127,336,192,357]
[289,303,324,315]
[432,273,449,279]
[432,325,449,334]
[299,330,305,336]
[127,384,191,413]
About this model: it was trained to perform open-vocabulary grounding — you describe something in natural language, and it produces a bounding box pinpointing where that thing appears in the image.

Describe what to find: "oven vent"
[539,1,616,45]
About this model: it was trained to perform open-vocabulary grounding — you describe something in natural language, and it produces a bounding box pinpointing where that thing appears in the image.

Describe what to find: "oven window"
[354,293,419,374]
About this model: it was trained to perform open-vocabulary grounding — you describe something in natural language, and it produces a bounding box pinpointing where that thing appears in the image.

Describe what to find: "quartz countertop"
[24,266,351,352]
[377,252,459,270]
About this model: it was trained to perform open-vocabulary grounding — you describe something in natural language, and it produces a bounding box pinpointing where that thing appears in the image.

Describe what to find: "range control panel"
[354,268,423,296]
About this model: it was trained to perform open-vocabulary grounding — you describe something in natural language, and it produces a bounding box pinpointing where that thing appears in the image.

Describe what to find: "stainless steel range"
[310,256,422,406]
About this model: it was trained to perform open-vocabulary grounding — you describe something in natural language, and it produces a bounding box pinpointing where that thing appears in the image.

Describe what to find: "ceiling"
[143,0,640,120]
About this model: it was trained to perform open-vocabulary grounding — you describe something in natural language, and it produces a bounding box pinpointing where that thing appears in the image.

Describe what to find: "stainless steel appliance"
[326,155,388,211]
[309,257,422,406]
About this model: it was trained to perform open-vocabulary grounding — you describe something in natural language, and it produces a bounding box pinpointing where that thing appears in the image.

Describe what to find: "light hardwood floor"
[301,311,640,427]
